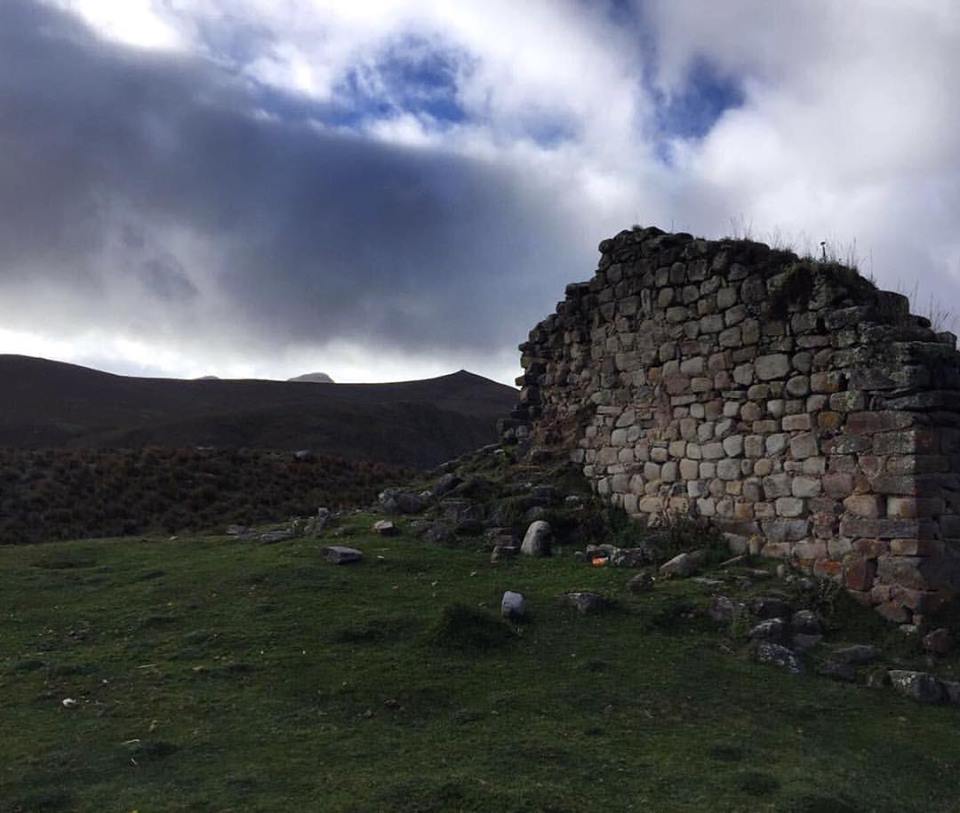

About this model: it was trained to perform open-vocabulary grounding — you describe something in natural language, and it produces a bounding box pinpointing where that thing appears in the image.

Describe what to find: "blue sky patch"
[655,57,744,139]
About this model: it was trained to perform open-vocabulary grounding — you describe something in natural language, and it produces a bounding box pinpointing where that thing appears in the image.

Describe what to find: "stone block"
[762,473,792,499]
[829,390,866,412]
[744,435,764,458]
[762,518,810,542]
[782,414,812,432]
[790,433,819,460]
[874,430,939,456]
[702,442,725,460]
[843,494,883,518]
[719,326,741,347]
[680,356,705,376]
[801,457,826,476]
[786,375,810,397]
[700,314,724,333]
[717,459,741,481]
[844,556,877,591]
[756,354,791,381]
[817,411,842,431]
[877,555,936,590]
[869,475,919,495]
[753,458,774,477]
[765,433,788,455]
[776,497,805,517]
[792,476,821,498]
[722,434,744,457]
[887,497,944,518]
[839,516,929,540]
[824,434,871,455]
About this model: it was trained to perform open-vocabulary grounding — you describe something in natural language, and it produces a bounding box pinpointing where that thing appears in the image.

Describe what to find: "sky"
[1,0,959,385]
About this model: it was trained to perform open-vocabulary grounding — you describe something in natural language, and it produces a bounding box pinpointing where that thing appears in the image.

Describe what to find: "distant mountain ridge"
[0,355,518,468]
[287,372,334,383]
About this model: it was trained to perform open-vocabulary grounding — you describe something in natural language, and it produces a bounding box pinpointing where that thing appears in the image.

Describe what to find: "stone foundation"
[505,226,960,625]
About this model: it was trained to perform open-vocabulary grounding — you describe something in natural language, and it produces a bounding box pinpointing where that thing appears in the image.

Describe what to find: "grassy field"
[2,518,960,812]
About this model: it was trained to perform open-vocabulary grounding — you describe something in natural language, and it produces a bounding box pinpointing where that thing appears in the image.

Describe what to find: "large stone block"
[756,354,791,381]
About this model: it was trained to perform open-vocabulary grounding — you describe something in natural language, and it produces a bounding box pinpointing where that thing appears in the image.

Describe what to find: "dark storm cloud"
[0,0,592,357]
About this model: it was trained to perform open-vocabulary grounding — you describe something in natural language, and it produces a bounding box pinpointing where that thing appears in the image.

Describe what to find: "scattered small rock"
[817,660,856,683]
[888,670,944,704]
[610,546,654,568]
[315,507,333,533]
[323,546,363,565]
[923,627,954,656]
[373,520,398,536]
[708,595,746,624]
[627,573,655,594]
[563,591,607,615]
[754,642,804,675]
[378,489,425,515]
[61,698,78,709]
[501,591,526,620]
[748,618,787,643]
[432,473,462,498]
[941,680,960,705]
[750,597,793,620]
[832,645,881,666]
[792,633,823,652]
[521,521,552,557]
[791,610,822,635]
[490,544,519,563]
[258,530,294,544]
[659,550,703,579]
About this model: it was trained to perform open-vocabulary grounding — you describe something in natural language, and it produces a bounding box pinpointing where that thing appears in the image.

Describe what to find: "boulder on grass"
[501,591,525,620]
[888,670,944,704]
[748,618,787,643]
[562,592,607,615]
[832,645,881,665]
[658,550,703,579]
[754,642,804,675]
[323,546,363,565]
[627,573,655,594]
[373,520,398,536]
[923,628,954,656]
[521,521,552,557]
[708,595,746,624]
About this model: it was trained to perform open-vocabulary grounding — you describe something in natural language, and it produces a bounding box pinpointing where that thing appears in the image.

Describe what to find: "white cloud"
[45,0,185,49]
[10,0,960,383]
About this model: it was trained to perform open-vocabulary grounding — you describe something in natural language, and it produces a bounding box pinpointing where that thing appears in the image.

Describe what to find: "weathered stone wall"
[506,226,960,625]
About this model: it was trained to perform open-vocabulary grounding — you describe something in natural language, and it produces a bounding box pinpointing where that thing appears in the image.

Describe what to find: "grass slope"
[0,448,412,545]
[2,522,959,812]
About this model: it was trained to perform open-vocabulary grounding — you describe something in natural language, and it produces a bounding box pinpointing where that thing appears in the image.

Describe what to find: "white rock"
[501,591,526,619]
[521,521,552,556]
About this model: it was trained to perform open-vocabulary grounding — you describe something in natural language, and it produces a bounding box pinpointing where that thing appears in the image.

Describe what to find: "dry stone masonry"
[506,226,960,625]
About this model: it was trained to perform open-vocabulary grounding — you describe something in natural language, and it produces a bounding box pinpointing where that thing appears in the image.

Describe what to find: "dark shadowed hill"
[0,355,518,468]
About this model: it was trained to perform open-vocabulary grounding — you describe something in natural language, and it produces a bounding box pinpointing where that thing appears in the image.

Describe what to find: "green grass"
[2,520,960,811]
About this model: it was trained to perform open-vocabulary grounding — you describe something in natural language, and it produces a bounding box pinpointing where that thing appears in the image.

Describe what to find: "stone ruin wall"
[505,226,960,626]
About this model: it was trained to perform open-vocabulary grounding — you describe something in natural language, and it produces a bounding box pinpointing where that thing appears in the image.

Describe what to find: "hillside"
[0,356,517,468]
